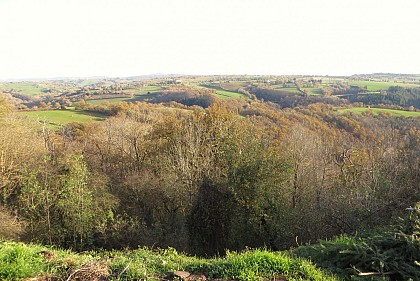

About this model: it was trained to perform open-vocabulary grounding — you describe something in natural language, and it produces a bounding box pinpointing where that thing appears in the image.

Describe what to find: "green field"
[277,87,300,94]
[271,84,302,94]
[86,97,133,105]
[305,87,323,95]
[219,81,248,92]
[78,79,105,86]
[339,107,420,117]
[271,86,323,95]
[127,85,162,95]
[18,109,105,125]
[200,84,245,99]
[0,82,52,96]
[87,86,163,104]
[348,81,419,91]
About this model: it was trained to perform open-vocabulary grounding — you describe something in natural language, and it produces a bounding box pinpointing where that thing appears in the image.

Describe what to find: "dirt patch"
[65,261,110,281]
[39,250,57,261]
[169,271,207,281]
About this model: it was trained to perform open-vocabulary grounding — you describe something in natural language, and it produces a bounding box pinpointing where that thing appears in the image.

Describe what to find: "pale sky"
[0,0,419,79]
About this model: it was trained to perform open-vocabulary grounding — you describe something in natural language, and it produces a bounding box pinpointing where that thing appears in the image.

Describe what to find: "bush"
[294,203,420,280]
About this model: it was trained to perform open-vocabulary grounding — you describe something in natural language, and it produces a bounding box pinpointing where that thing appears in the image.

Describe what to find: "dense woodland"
[1,94,419,256]
[347,86,420,109]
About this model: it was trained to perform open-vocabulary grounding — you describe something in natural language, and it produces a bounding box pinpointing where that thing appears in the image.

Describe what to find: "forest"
[1,94,418,257]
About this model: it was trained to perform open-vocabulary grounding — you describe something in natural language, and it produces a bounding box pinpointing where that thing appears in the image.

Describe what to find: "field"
[18,109,105,125]
[126,85,162,95]
[304,87,323,95]
[270,85,323,95]
[348,80,419,91]
[87,85,163,104]
[200,84,245,99]
[0,82,52,96]
[273,86,301,93]
[338,107,420,117]
[78,79,105,86]
[219,81,249,92]
[86,97,133,105]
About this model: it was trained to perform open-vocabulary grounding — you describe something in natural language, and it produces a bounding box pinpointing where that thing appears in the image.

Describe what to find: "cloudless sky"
[0,0,419,79]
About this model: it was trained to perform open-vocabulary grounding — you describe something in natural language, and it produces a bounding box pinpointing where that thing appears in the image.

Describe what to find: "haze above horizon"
[1,0,419,80]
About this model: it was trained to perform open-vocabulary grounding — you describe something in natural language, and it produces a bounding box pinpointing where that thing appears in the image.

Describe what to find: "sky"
[0,0,419,79]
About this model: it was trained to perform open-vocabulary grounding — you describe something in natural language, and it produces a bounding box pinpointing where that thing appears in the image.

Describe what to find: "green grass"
[200,85,246,99]
[0,242,45,281]
[0,241,96,281]
[86,86,163,105]
[338,107,420,117]
[0,242,339,281]
[0,82,52,97]
[348,81,419,91]
[18,109,105,126]
[86,97,133,105]
[127,85,163,95]
[78,79,103,86]
[271,85,304,94]
[219,81,249,92]
[278,87,300,94]
[305,88,323,95]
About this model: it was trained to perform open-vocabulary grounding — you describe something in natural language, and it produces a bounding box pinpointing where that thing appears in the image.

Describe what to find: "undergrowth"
[293,202,420,281]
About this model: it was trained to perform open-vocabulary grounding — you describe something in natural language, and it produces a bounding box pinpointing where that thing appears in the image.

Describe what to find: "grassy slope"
[348,81,419,91]
[126,85,163,95]
[338,107,420,117]
[87,86,163,104]
[277,87,300,94]
[219,81,248,92]
[0,241,339,281]
[86,97,133,105]
[0,82,51,97]
[199,85,245,99]
[18,109,105,125]
[305,88,323,95]
[271,85,324,95]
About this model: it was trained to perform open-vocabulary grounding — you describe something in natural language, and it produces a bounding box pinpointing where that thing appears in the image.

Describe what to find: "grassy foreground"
[0,242,338,281]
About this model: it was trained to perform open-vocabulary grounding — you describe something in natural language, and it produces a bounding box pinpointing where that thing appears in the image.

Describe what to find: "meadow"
[126,85,162,95]
[0,82,52,96]
[348,80,419,91]
[304,87,323,95]
[200,84,246,99]
[17,109,105,126]
[271,85,301,93]
[86,97,133,105]
[338,107,420,117]
[219,81,249,92]
[87,85,163,104]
